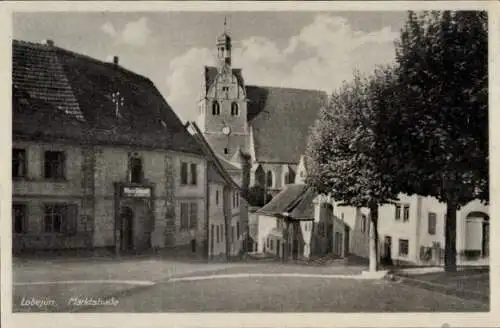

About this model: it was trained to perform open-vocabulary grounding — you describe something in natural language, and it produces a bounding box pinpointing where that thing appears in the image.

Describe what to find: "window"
[403,205,410,222]
[12,148,27,178]
[232,226,235,243]
[224,148,228,155]
[220,224,224,241]
[216,189,220,205]
[43,203,77,234]
[44,150,65,179]
[129,155,143,184]
[236,221,240,238]
[341,212,345,221]
[266,170,273,188]
[190,163,197,185]
[181,162,198,186]
[210,225,215,253]
[181,162,188,185]
[231,102,239,116]
[180,203,189,229]
[428,212,437,235]
[399,239,409,256]
[284,172,290,185]
[212,101,220,115]
[236,192,239,207]
[13,203,27,233]
[395,205,401,221]
[189,202,198,229]
[180,202,198,230]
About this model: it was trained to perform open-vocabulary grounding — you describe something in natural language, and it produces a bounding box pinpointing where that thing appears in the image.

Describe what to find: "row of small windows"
[210,221,241,253]
[212,101,239,116]
[13,202,78,234]
[13,148,67,180]
[13,149,145,184]
[14,148,198,188]
[261,170,295,188]
[214,189,240,208]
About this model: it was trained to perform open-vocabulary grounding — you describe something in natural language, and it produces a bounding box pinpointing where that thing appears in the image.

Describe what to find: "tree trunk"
[369,204,379,272]
[444,197,457,272]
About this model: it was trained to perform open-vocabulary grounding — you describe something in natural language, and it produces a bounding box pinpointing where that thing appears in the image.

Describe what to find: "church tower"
[197,18,249,161]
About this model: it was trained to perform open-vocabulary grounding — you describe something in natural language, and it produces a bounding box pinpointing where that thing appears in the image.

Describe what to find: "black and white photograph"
[4,1,496,325]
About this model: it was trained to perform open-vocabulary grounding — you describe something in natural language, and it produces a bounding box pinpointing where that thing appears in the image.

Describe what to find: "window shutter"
[65,204,78,235]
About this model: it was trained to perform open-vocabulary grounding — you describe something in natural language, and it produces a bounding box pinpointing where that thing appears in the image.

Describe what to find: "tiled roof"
[246,86,328,164]
[286,186,315,219]
[257,184,314,220]
[203,66,245,94]
[12,40,202,155]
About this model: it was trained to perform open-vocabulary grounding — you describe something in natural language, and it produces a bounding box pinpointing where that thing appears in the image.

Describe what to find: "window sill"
[43,178,68,183]
[14,178,69,183]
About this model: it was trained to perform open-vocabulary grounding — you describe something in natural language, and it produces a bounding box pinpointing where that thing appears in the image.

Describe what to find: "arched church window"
[231,102,239,116]
[212,101,220,115]
[266,170,273,188]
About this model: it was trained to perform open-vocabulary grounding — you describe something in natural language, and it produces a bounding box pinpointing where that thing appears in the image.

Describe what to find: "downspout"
[205,162,210,260]
[225,186,231,261]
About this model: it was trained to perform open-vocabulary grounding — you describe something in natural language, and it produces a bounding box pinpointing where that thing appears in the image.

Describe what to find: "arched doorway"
[120,206,134,251]
[465,211,489,258]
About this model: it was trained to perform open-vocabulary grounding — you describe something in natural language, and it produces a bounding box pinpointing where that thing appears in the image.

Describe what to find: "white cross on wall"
[111,91,124,118]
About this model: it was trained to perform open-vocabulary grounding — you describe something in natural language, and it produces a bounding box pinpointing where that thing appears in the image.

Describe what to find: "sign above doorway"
[121,186,152,198]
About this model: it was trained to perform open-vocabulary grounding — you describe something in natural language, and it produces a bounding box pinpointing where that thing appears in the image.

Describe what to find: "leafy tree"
[393,11,488,272]
[306,69,400,272]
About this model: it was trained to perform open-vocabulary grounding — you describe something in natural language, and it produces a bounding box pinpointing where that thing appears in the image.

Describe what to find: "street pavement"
[13,256,489,313]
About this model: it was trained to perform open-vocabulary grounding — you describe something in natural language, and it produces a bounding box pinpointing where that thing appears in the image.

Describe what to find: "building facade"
[187,122,247,259]
[11,40,240,258]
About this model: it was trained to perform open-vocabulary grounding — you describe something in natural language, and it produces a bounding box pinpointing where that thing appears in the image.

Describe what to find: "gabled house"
[255,184,350,261]
[12,39,213,257]
[186,122,248,259]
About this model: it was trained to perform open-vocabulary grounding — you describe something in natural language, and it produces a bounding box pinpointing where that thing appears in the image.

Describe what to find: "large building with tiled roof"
[196,29,328,198]
[12,39,245,257]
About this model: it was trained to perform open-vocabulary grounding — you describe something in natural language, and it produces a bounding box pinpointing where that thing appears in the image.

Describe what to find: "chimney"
[113,56,119,65]
[42,39,54,47]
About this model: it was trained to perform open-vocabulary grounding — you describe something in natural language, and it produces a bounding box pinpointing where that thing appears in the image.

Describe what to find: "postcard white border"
[1,1,498,327]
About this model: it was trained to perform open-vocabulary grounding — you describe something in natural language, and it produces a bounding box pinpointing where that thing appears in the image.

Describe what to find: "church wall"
[203,132,248,161]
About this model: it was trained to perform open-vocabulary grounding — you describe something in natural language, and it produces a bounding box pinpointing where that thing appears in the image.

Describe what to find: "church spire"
[216,16,232,69]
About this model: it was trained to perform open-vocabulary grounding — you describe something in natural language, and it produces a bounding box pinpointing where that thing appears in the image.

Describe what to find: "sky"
[13,11,408,122]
